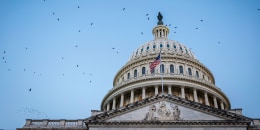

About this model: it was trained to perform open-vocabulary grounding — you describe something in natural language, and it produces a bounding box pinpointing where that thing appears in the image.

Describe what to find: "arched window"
[142,67,146,75]
[127,73,130,79]
[147,46,149,50]
[170,64,174,73]
[134,69,137,77]
[160,44,163,48]
[188,68,192,76]
[167,44,170,48]
[160,64,165,73]
[196,71,199,77]
[179,66,183,74]
[173,45,176,49]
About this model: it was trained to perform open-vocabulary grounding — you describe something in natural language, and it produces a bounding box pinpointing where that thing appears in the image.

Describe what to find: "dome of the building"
[130,25,196,62]
[101,12,230,112]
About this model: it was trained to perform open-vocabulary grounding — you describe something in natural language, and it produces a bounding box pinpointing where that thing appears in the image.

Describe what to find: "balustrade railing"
[24,119,85,128]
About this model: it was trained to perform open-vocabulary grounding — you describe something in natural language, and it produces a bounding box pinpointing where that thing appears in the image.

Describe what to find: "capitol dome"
[101,12,230,112]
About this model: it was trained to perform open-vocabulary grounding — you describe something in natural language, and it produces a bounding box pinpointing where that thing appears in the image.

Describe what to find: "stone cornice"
[86,120,250,127]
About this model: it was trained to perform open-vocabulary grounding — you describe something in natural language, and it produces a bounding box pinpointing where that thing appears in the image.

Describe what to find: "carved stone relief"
[143,101,182,121]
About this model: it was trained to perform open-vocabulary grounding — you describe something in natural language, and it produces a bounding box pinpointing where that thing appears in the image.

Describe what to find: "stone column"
[155,86,159,95]
[213,96,218,108]
[220,101,224,110]
[204,92,209,106]
[193,89,198,102]
[142,87,146,99]
[181,86,185,99]
[120,94,124,107]
[168,85,172,95]
[112,98,116,109]
[106,103,110,111]
[130,90,134,103]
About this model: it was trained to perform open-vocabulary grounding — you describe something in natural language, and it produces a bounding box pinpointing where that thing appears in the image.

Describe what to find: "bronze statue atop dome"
[157,12,163,25]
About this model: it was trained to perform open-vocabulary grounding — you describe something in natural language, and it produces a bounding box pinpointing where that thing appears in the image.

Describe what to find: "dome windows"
[173,45,176,49]
[142,67,146,75]
[179,66,183,74]
[188,68,192,76]
[167,44,170,48]
[170,64,174,73]
[127,73,130,80]
[160,43,163,48]
[146,46,149,51]
[196,71,199,78]
[134,69,137,77]
[160,64,165,73]
[153,45,156,49]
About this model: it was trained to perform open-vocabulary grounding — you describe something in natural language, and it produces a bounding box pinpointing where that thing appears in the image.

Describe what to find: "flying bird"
[122,8,125,11]
[141,32,143,35]
[90,22,93,26]
[258,8,260,11]
[78,6,80,8]
[3,51,5,54]
[29,88,31,92]
[112,48,115,49]
[76,64,79,67]
[195,27,198,29]
[200,19,203,22]
[2,57,4,60]
[52,12,55,15]
[57,18,60,21]
[146,13,149,16]
[147,17,149,20]
[169,24,171,26]
[78,30,81,32]
[174,26,177,28]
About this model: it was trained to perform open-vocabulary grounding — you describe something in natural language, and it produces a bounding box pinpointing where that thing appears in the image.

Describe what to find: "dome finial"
[157,12,163,25]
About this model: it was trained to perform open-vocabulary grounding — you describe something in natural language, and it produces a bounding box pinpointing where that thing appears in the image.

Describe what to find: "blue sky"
[0,0,260,129]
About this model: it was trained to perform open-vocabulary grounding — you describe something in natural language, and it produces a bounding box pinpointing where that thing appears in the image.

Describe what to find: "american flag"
[150,53,161,73]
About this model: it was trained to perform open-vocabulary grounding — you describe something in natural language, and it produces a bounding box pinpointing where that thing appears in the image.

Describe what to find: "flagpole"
[159,51,164,94]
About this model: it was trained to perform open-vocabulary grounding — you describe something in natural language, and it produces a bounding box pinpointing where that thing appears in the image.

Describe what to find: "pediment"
[86,95,250,122]
[107,100,223,121]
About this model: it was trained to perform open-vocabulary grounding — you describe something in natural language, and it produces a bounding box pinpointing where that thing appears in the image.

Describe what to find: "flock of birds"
[5,3,257,92]
[16,107,48,119]
[1,0,259,122]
